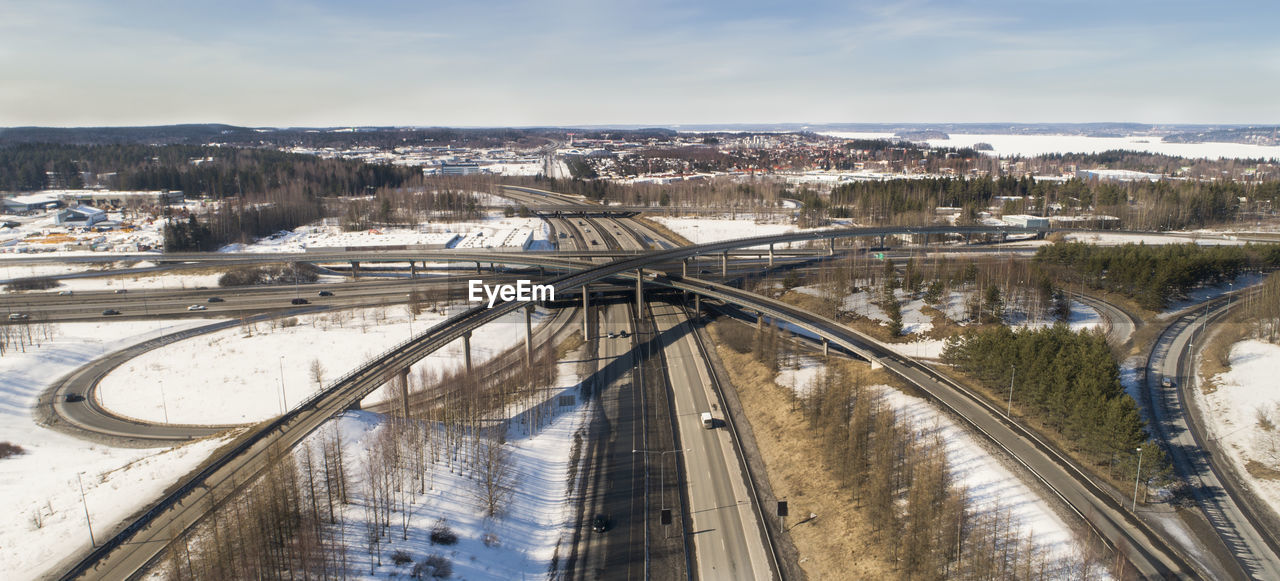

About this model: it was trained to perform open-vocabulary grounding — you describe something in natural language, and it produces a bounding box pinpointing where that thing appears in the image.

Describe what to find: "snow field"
[0,320,239,579]
[1201,340,1280,514]
[280,334,589,579]
[97,305,552,425]
[650,216,807,245]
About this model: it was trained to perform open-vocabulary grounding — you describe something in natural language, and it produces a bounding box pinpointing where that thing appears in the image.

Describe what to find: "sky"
[1,0,1278,127]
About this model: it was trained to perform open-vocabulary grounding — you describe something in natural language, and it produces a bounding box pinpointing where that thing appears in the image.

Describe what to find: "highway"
[1147,296,1280,580]
[650,300,773,580]
[56,222,1053,579]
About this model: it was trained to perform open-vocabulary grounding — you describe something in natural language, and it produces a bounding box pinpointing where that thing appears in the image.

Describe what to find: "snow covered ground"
[0,320,240,579]
[1200,340,1280,515]
[651,216,809,246]
[220,213,551,253]
[1063,231,1247,247]
[97,305,551,425]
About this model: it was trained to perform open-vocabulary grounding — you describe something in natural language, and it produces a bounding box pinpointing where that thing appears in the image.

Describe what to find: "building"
[439,162,482,176]
[1001,214,1049,229]
[1,193,62,214]
[55,205,107,227]
[61,189,184,207]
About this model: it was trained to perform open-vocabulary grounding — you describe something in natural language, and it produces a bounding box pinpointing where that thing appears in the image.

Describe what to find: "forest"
[1034,242,1280,310]
[942,325,1167,489]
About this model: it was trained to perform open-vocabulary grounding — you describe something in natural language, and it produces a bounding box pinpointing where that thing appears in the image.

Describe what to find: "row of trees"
[0,316,57,356]
[942,325,1168,489]
[1035,242,1280,310]
[716,319,1112,579]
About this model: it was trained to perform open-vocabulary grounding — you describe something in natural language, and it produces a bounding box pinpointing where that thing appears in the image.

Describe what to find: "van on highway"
[701,412,715,429]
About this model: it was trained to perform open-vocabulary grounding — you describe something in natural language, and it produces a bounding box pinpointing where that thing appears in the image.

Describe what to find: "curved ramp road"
[1148,296,1280,580]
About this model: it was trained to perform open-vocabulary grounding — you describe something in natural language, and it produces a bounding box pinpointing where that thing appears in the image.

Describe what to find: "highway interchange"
[4,184,1278,579]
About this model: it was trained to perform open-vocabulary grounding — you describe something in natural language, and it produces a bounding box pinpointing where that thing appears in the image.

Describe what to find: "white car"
[187,304,208,311]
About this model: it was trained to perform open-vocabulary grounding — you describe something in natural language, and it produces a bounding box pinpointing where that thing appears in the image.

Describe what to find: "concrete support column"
[409,261,417,279]
[524,304,535,365]
[721,251,728,277]
[769,243,775,267]
[682,258,688,277]
[694,294,701,315]
[476,261,482,274]
[879,234,887,248]
[828,237,835,256]
[463,330,473,374]
[350,261,360,280]
[635,269,644,316]
[822,338,830,358]
[756,313,764,330]
[581,285,590,338]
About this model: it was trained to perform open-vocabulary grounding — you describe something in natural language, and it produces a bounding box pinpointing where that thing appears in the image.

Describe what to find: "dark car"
[64,393,85,403]
[317,290,334,297]
[207,297,224,303]
[291,298,309,305]
[114,289,127,294]
[591,514,610,533]
[101,309,121,316]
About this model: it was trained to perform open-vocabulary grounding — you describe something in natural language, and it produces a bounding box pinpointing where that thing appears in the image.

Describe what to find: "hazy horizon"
[3,1,1278,127]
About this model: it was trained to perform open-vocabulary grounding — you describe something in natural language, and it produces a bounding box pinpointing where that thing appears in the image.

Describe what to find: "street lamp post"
[77,472,95,547]
[1132,447,1144,512]
[1007,364,1016,416]
[633,448,687,512]
[278,356,288,413]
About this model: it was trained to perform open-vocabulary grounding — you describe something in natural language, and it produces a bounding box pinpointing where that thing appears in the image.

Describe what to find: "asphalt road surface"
[650,301,772,580]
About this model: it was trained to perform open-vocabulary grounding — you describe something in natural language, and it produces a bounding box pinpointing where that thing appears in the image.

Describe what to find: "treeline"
[0,143,415,195]
[826,176,1279,229]
[942,325,1168,491]
[1035,242,1280,310]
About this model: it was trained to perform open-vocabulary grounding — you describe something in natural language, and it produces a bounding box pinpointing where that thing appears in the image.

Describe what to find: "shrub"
[482,532,500,548]
[429,520,458,546]
[391,549,413,566]
[4,277,59,292]
[0,442,24,460]
[412,554,453,579]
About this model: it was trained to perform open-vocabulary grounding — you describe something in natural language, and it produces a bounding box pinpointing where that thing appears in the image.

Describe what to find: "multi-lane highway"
[53,186,1217,581]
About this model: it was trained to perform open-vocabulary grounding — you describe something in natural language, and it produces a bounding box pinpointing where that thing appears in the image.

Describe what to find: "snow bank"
[1202,340,1280,514]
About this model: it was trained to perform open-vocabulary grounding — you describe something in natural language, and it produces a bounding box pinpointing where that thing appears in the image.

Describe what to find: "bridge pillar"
[756,313,764,331]
[398,367,411,419]
[682,258,688,278]
[694,294,701,315]
[409,261,417,279]
[635,269,644,316]
[463,330,473,374]
[879,234,886,248]
[476,261,482,274]
[828,237,835,256]
[721,251,728,278]
[769,243,774,267]
[582,285,590,338]
[525,305,535,365]
[964,233,971,245]
[822,338,829,358]
[350,261,360,280]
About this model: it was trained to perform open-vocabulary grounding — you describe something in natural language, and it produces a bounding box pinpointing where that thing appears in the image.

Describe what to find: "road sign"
[661,509,672,525]
[777,501,788,517]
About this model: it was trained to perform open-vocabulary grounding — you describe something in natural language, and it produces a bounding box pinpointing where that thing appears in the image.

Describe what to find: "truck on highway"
[701,412,715,429]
